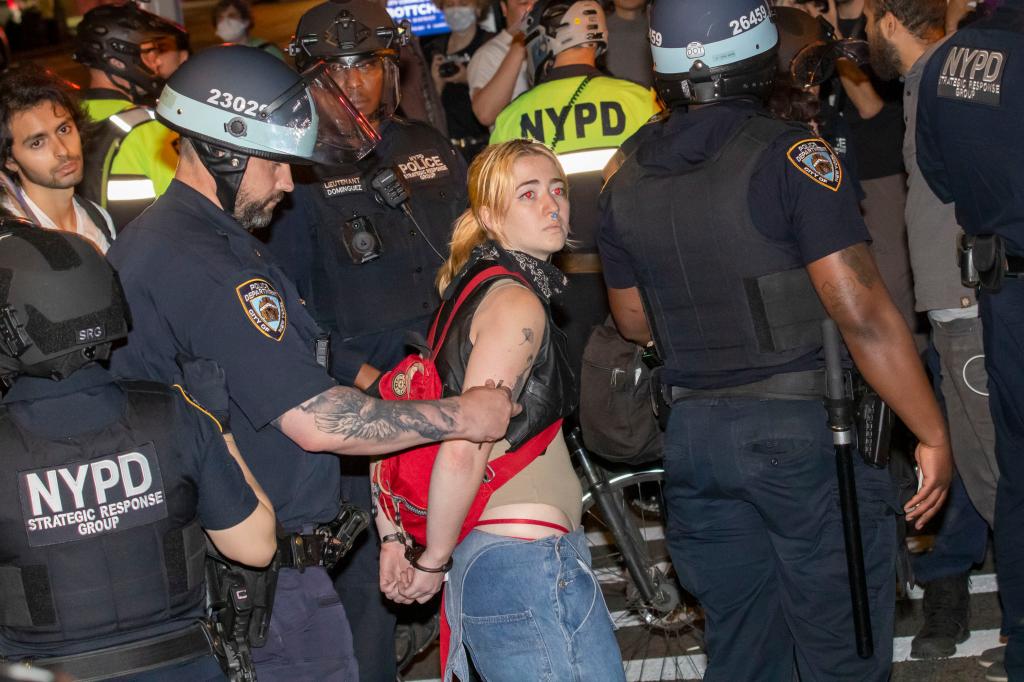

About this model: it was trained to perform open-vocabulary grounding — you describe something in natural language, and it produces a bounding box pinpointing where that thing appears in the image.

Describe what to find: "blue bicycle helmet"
[649,0,778,107]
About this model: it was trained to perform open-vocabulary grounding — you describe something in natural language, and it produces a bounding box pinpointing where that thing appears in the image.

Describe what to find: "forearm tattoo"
[288,386,457,442]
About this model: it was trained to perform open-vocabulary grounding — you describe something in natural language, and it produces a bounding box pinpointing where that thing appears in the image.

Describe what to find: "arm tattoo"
[821,277,861,311]
[839,245,878,289]
[295,386,456,442]
[519,328,535,345]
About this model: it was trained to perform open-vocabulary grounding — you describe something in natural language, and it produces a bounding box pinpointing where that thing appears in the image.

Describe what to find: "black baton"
[822,318,873,659]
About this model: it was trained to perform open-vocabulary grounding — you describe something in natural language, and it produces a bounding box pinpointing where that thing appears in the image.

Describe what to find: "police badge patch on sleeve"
[787,139,843,192]
[236,278,288,341]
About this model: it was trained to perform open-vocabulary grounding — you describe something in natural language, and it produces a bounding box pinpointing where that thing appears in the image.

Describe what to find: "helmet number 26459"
[729,5,768,36]
[207,89,267,117]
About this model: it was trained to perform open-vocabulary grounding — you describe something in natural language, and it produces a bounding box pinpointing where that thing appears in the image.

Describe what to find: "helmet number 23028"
[729,4,768,36]
[207,89,267,117]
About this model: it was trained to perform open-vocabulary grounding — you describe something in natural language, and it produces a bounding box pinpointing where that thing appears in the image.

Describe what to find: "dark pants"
[662,397,897,681]
[252,567,358,681]
[980,281,1024,678]
[913,473,989,583]
[333,459,398,682]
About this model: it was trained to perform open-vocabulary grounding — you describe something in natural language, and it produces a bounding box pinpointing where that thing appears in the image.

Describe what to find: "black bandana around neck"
[449,241,568,302]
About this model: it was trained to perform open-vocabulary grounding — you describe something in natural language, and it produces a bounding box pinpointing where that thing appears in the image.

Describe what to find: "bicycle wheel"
[582,467,706,681]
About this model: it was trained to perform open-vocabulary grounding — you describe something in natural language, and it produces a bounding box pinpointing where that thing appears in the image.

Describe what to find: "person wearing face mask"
[211,0,285,61]
[424,0,493,162]
[272,2,469,679]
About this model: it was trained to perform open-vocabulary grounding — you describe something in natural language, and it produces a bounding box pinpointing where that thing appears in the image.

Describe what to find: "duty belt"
[277,531,331,570]
[15,621,213,681]
[666,369,825,403]
[553,252,603,275]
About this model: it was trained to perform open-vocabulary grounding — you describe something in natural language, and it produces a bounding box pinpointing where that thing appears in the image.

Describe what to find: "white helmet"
[523,0,607,83]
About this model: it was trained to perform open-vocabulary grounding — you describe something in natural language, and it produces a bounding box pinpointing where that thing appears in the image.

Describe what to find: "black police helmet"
[74,3,188,104]
[650,0,778,108]
[290,0,407,71]
[0,221,130,381]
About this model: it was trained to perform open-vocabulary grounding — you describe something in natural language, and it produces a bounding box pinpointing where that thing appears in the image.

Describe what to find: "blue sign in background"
[387,0,451,37]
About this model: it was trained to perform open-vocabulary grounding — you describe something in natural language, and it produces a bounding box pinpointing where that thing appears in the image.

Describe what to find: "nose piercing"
[550,212,559,220]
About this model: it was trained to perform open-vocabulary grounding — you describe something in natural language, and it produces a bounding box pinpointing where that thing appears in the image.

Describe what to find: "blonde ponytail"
[436,139,567,294]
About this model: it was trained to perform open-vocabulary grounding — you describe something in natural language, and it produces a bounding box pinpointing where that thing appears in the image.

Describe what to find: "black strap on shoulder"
[76,196,114,243]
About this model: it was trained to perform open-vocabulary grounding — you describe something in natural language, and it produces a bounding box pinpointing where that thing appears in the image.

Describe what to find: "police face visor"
[260,61,381,165]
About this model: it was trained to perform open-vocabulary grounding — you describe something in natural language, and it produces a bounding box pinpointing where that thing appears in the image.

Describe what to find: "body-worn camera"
[341,215,383,264]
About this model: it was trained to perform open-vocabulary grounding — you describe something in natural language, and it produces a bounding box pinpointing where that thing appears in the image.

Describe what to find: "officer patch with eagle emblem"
[786,138,842,192]
[236,278,288,341]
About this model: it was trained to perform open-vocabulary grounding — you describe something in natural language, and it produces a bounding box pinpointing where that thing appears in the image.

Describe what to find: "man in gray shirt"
[864,0,1000,670]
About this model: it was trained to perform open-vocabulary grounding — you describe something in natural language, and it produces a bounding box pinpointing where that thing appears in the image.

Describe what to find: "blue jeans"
[663,397,898,682]
[980,281,1024,679]
[252,567,358,682]
[444,528,625,682]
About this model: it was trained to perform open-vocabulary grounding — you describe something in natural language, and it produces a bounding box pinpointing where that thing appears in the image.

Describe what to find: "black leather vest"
[0,381,206,649]
[607,114,827,388]
[433,263,577,450]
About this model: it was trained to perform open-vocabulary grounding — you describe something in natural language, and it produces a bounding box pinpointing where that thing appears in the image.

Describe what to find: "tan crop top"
[483,431,583,526]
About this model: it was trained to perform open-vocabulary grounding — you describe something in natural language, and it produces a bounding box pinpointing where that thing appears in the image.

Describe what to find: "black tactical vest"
[0,381,206,650]
[433,263,577,450]
[300,118,467,340]
[607,114,827,388]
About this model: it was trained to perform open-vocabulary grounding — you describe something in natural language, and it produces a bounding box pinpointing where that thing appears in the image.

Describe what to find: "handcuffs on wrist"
[380,532,453,573]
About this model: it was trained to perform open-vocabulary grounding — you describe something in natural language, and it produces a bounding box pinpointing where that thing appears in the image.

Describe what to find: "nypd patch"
[937,46,1004,106]
[236,278,287,341]
[397,150,450,183]
[787,138,842,192]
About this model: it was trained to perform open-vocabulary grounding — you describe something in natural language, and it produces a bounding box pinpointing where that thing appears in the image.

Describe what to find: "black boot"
[910,572,970,659]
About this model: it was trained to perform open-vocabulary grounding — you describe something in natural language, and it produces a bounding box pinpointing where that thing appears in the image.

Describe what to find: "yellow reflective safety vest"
[490,67,661,167]
[81,91,179,229]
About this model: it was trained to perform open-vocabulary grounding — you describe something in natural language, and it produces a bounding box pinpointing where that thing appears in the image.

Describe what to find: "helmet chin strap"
[190,139,250,214]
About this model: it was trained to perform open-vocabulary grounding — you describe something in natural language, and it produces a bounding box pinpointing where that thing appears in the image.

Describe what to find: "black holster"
[854,377,894,469]
[959,233,1010,291]
[205,545,279,682]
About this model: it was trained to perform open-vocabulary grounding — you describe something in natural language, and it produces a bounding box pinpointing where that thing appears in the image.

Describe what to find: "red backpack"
[373,264,563,548]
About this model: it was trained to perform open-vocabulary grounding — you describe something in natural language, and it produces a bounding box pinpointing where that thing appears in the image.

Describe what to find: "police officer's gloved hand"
[175,354,231,432]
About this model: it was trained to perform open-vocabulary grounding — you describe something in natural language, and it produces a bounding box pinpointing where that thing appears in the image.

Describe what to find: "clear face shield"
[323,54,401,124]
[259,61,381,165]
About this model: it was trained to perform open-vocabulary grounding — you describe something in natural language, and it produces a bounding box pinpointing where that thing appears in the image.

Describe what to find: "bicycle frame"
[566,427,674,612]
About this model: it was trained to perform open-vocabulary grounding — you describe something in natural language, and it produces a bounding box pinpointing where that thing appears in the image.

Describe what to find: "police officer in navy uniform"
[598,1,952,679]
[915,3,1024,677]
[105,45,514,682]
[278,0,468,392]
[273,4,468,677]
[0,219,276,680]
